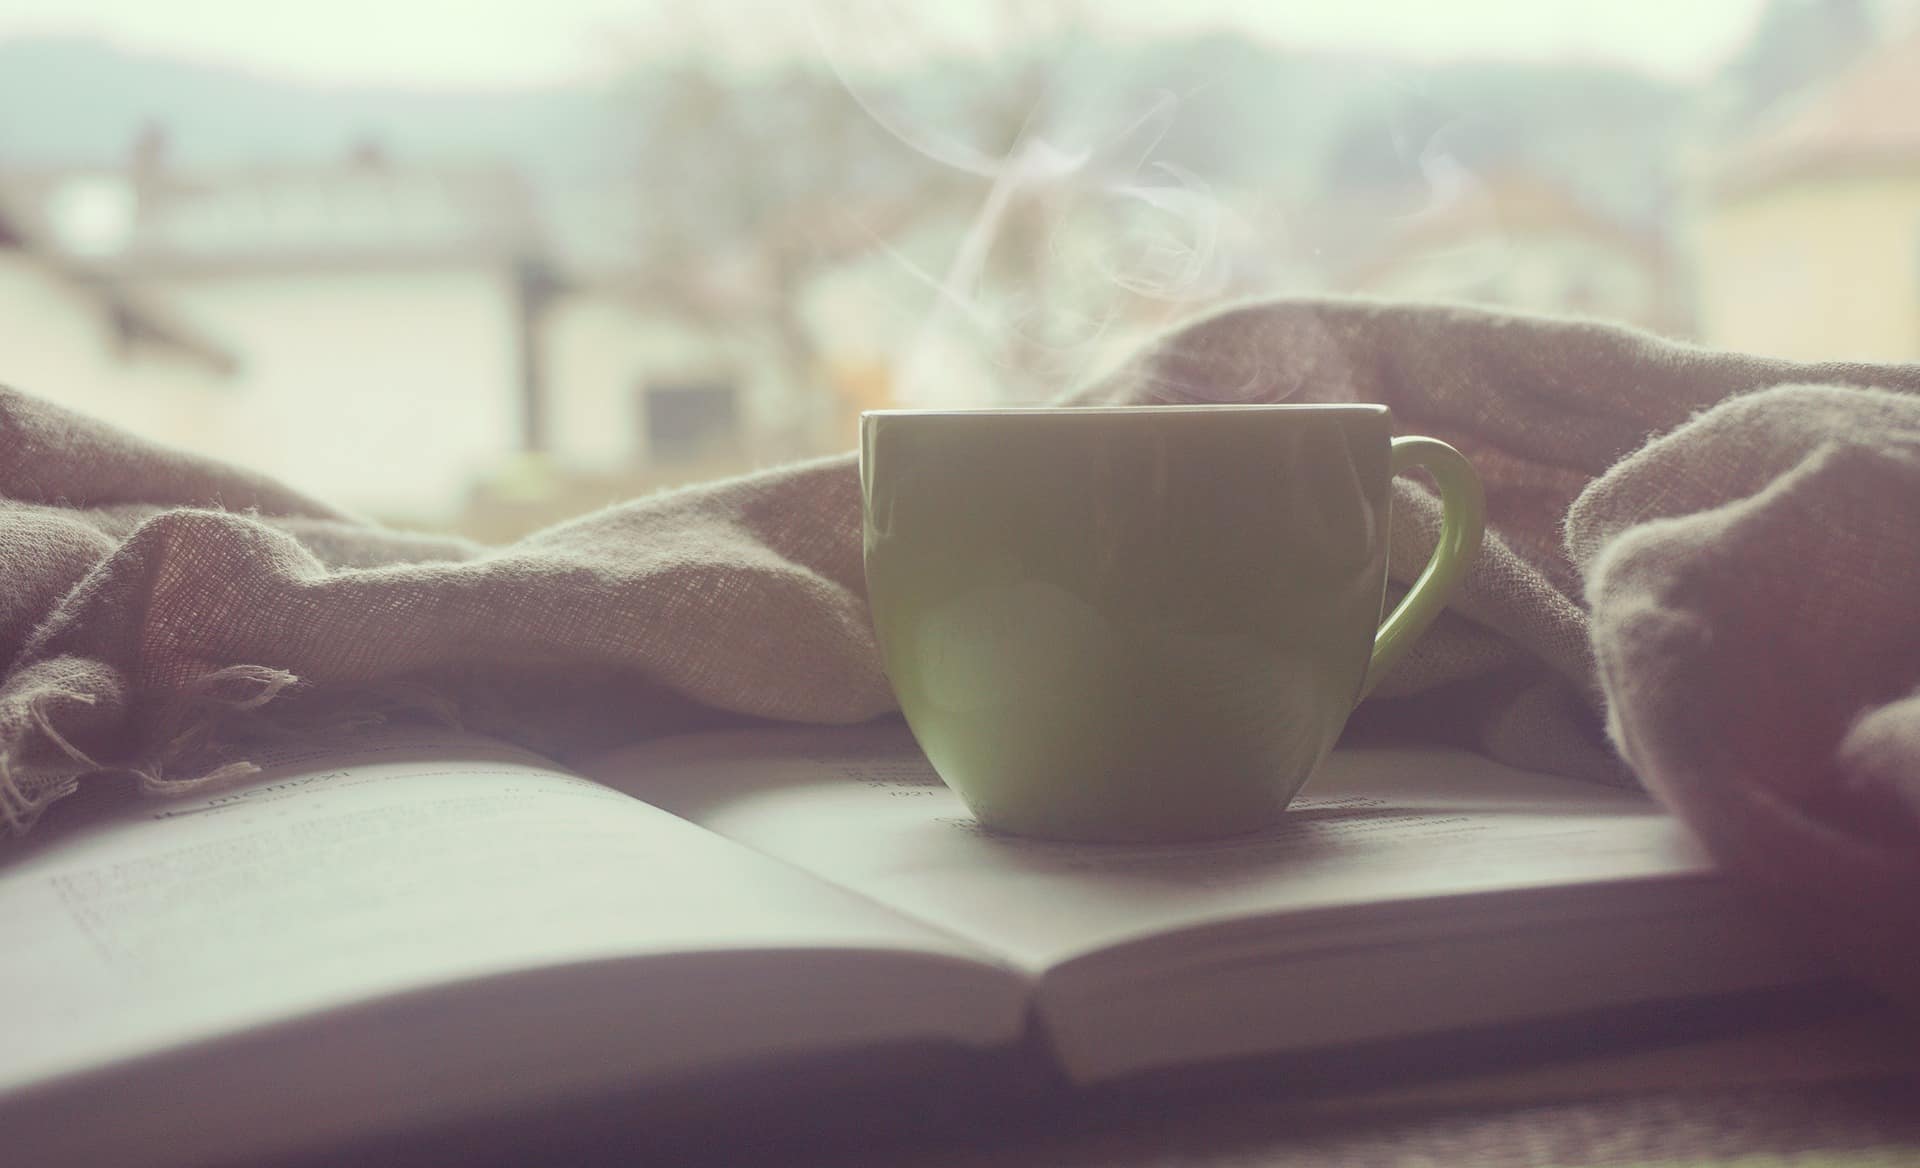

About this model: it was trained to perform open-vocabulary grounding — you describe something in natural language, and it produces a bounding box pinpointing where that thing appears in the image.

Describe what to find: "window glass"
[0,0,1915,535]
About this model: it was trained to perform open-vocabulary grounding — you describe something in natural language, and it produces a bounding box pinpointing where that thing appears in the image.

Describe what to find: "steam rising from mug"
[807,0,1257,404]
[807,3,1508,407]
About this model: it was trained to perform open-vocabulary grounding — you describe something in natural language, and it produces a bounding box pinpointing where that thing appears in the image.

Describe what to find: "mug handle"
[1359,436,1486,700]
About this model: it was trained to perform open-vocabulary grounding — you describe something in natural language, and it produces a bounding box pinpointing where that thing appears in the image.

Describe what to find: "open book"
[1,722,1824,1166]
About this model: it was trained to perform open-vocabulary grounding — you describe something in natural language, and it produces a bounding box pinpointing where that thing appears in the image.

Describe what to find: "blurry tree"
[616,0,1205,415]
[618,57,924,449]
[1320,64,1687,217]
[1311,61,1690,277]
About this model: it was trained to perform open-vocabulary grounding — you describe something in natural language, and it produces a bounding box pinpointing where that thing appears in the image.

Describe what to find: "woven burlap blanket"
[4,298,1917,1008]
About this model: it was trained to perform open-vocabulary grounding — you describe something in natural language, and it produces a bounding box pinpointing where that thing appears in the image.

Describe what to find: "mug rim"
[862,403,1389,418]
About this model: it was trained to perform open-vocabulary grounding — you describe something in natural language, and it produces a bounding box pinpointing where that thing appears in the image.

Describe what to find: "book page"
[582,721,1721,973]
[584,723,1820,1085]
[0,727,1025,1119]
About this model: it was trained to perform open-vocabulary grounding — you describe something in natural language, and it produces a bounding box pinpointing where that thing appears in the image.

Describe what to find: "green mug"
[861,404,1484,843]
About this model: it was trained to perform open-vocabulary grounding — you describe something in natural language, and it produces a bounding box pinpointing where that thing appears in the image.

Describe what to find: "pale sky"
[0,0,1774,89]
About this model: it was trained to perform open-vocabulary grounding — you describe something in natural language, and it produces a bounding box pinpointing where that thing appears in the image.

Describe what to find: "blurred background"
[2,0,1917,538]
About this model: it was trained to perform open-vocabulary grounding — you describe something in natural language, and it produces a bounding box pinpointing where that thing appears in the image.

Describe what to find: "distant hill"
[0,33,1700,274]
[0,37,622,177]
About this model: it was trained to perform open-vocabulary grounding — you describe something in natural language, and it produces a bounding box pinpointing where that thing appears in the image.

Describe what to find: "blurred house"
[0,197,237,455]
[1695,30,1920,362]
[454,278,818,542]
[1342,173,1684,334]
[2,139,873,530]
[1,136,550,521]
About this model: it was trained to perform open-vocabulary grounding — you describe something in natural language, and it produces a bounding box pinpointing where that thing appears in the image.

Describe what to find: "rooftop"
[1342,172,1666,289]
[0,199,235,373]
[1713,28,1920,197]
[0,155,542,273]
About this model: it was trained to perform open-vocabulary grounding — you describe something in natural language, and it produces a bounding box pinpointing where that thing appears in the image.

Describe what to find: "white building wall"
[0,251,237,459]
[542,294,711,471]
[135,262,525,521]
[540,290,802,471]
